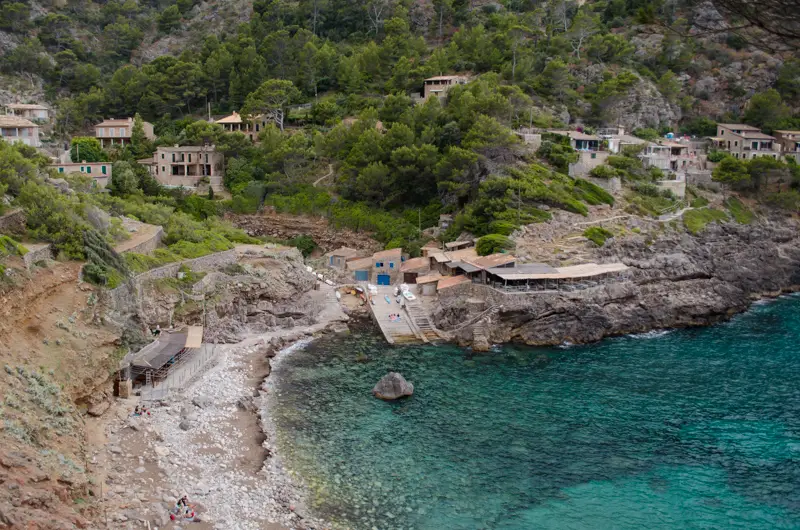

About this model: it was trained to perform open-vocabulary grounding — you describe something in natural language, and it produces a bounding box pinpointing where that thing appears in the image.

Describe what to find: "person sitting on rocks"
[133,405,141,416]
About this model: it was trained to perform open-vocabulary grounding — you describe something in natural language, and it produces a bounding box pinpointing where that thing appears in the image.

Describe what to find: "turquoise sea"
[270,296,800,529]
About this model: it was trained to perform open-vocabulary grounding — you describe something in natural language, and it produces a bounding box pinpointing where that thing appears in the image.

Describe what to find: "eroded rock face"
[434,218,800,347]
[372,372,414,400]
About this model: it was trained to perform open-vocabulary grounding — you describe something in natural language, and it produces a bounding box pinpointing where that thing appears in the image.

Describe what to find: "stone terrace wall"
[123,226,163,255]
[134,249,238,282]
[23,244,53,269]
[0,209,26,235]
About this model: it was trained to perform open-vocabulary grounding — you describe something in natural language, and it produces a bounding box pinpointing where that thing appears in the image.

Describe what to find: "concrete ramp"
[369,288,424,345]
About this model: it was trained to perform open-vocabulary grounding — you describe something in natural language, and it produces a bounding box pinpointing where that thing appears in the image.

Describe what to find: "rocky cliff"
[433,218,800,346]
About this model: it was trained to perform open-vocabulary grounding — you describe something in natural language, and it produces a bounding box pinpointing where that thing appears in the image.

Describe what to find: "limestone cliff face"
[110,248,320,344]
[433,218,800,347]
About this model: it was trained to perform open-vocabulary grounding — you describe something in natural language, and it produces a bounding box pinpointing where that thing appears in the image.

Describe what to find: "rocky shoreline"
[93,289,350,530]
[433,218,800,347]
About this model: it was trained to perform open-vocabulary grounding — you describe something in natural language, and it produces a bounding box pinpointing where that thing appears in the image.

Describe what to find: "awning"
[185,326,203,349]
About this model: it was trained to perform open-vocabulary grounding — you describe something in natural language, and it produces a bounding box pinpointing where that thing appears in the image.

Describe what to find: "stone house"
[0,115,40,147]
[141,145,224,193]
[711,124,780,161]
[95,118,155,148]
[4,103,50,122]
[400,257,430,284]
[215,111,269,142]
[325,247,364,269]
[347,257,373,283]
[423,75,469,99]
[50,161,113,188]
[774,130,800,163]
[372,248,403,286]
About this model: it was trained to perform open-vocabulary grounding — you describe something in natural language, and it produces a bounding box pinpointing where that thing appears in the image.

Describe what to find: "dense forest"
[1,0,800,273]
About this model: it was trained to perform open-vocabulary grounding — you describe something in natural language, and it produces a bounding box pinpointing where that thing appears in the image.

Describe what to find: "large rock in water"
[372,372,414,400]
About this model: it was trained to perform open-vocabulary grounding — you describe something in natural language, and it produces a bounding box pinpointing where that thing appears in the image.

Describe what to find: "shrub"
[288,235,317,257]
[607,155,640,171]
[476,234,514,256]
[724,197,755,224]
[690,196,709,208]
[707,150,727,163]
[683,208,729,234]
[588,165,620,179]
[0,236,28,258]
[583,226,614,246]
[573,179,615,206]
[766,190,800,211]
[488,220,518,236]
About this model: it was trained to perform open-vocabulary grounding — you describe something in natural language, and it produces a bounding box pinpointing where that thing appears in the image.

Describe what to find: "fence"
[140,343,220,401]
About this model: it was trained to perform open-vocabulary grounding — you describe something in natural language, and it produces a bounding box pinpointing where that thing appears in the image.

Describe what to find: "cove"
[269,296,800,529]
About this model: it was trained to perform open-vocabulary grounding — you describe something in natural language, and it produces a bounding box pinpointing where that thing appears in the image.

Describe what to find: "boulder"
[372,372,414,400]
[191,395,212,409]
[87,400,111,417]
[179,420,194,431]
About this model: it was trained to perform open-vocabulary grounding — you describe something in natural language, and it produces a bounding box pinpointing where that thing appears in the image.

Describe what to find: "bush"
[607,155,640,171]
[487,221,517,236]
[476,234,514,256]
[724,197,754,224]
[0,236,28,258]
[573,179,615,206]
[288,235,317,257]
[588,165,620,179]
[683,208,729,234]
[690,196,709,208]
[706,150,727,163]
[583,226,614,246]
[766,190,800,211]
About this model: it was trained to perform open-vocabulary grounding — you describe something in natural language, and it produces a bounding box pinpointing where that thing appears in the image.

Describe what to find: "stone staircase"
[369,288,424,345]
[405,302,442,343]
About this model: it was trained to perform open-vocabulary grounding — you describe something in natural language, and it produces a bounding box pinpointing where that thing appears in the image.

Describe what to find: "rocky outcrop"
[602,75,681,130]
[372,372,414,400]
[433,218,800,347]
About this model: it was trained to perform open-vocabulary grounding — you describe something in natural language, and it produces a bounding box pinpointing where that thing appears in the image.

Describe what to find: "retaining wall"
[585,175,622,194]
[132,249,238,282]
[23,244,53,269]
[119,226,163,255]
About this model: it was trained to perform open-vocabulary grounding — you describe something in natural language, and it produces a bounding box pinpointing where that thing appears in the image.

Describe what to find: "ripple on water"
[270,299,800,529]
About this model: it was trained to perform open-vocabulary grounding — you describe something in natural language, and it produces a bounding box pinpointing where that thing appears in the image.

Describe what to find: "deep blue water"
[270,296,800,529]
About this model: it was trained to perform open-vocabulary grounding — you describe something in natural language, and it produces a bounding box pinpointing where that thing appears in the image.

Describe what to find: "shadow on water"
[270,297,800,529]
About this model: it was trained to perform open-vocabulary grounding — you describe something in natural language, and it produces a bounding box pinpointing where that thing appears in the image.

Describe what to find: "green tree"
[241,79,301,131]
[657,71,681,103]
[129,113,153,158]
[476,234,514,255]
[743,89,791,132]
[0,2,30,31]
[776,59,800,100]
[70,137,107,163]
[158,6,181,32]
[109,161,140,196]
[712,157,751,189]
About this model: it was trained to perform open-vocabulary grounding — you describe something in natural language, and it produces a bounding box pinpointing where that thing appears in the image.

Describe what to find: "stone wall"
[686,170,714,186]
[134,249,238,282]
[569,151,609,178]
[656,178,686,198]
[585,175,622,194]
[0,209,26,235]
[23,244,53,269]
[124,227,163,255]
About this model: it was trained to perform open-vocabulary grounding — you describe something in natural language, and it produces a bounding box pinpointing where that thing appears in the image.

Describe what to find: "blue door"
[355,270,368,281]
[377,274,391,286]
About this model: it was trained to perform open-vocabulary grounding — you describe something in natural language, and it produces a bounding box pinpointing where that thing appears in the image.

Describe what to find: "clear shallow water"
[270,296,800,529]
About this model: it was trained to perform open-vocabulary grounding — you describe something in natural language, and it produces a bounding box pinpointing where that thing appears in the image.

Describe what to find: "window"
[376,261,383,268]
[172,153,176,162]
[205,154,209,163]
[161,166,165,173]
[119,128,125,136]
[101,165,107,175]
[734,141,738,147]
[188,154,192,163]
[389,262,395,269]
[80,166,85,172]
[752,142,758,150]
[99,127,105,136]
[330,256,334,265]
[161,153,165,159]
[109,128,114,137]
[86,166,91,174]
[591,153,597,159]
[58,167,64,173]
